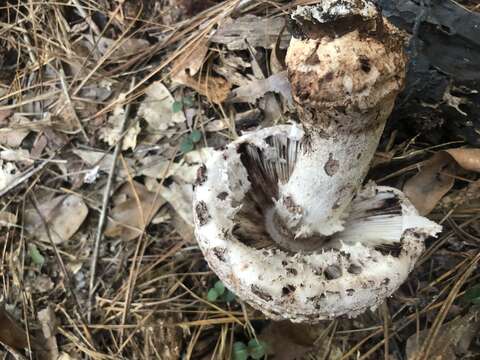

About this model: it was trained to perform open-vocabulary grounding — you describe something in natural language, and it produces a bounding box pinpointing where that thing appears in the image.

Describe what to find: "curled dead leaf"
[104,181,166,241]
[228,71,292,105]
[404,148,480,215]
[173,70,231,104]
[138,81,186,133]
[171,37,209,78]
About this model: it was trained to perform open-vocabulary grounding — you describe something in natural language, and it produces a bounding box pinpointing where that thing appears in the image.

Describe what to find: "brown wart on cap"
[193,0,441,323]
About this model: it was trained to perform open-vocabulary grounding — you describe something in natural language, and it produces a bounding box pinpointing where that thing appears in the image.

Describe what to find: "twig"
[71,0,101,35]
[88,78,136,322]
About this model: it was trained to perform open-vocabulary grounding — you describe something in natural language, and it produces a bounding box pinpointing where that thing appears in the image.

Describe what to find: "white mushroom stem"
[279,0,406,239]
[192,0,442,322]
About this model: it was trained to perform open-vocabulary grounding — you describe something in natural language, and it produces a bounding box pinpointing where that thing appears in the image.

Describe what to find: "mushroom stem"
[276,0,406,239]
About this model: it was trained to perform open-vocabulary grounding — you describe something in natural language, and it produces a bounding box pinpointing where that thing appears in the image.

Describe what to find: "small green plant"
[464,284,480,304]
[232,339,268,360]
[172,96,195,113]
[180,129,202,153]
[206,280,236,303]
[28,243,45,267]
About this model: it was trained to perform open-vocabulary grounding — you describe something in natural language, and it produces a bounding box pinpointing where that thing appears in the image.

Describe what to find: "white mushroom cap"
[193,126,441,322]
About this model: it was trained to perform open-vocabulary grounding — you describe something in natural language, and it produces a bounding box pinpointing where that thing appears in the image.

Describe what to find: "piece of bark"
[210,15,290,50]
[379,0,480,146]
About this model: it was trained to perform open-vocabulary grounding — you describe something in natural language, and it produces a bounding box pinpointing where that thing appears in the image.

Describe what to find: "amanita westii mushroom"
[193,0,441,322]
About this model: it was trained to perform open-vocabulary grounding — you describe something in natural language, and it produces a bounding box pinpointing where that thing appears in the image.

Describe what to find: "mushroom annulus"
[193,0,441,322]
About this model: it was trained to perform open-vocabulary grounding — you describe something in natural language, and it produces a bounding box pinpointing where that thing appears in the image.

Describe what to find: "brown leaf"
[0,306,29,351]
[404,148,480,215]
[0,114,31,148]
[24,195,88,244]
[405,307,480,360]
[171,37,209,78]
[259,321,341,360]
[173,70,231,104]
[403,153,456,215]
[104,181,166,241]
[445,148,480,172]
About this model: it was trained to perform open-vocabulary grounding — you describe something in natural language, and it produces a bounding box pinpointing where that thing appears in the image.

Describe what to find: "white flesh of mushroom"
[193,126,441,322]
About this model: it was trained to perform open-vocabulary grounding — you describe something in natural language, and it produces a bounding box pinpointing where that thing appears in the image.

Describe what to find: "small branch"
[87,78,136,322]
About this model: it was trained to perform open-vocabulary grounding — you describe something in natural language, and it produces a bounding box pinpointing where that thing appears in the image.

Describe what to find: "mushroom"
[193,0,441,322]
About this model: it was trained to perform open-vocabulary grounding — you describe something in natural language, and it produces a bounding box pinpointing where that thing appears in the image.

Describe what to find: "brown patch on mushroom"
[195,165,207,186]
[283,196,303,215]
[358,55,371,73]
[324,265,342,280]
[346,288,355,296]
[324,153,340,176]
[305,50,320,65]
[324,71,334,82]
[195,201,210,226]
[212,247,226,262]
[286,268,298,276]
[347,263,362,275]
[282,284,296,296]
[251,285,273,302]
[217,192,228,201]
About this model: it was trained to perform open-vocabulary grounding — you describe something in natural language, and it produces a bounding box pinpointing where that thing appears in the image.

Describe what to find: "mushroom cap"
[193,126,441,322]
[286,2,406,132]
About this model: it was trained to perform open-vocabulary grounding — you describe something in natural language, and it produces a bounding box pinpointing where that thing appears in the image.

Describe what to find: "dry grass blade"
[88,78,136,322]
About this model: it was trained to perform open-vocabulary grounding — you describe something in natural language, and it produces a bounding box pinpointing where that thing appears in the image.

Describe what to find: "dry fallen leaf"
[138,81,186,133]
[171,37,209,78]
[73,149,135,181]
[404,148,480,215]
[258,321,342,360]
[173,71,231,104]
[99,93,140,150]
[0,306,30,351]
[24,194,89,244]
[0,114,31,148]
[229,71,292,105]
[405,307,480,360]
[104,181,166,241]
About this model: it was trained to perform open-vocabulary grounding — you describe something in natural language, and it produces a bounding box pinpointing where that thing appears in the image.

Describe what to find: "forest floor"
[0,0,479,359]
